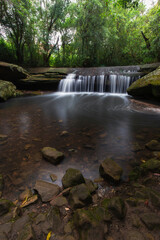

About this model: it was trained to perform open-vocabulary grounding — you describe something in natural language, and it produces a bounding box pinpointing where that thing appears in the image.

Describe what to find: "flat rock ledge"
[41,147,64,165]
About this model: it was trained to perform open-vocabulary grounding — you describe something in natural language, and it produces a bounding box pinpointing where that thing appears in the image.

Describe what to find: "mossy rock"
[141,158,160,173]
[69,183,92,208]
[0,199,13,216]
[41,147,64,165]
[74,206,110,240]
[145,140,160,151]
[0,61,29,81]
[0,80,22,101]
[127,66,160,99]
[99,158,123,182]
[62,168,85,189]
[108,197,127,219]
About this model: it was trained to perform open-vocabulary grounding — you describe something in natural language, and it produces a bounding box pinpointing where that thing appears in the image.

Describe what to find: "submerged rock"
[41,147,64,165]
[0,80,22,101]
[34,180,60,202]
[99,158,123,182]
[69,183,92,208]
[62,168,85,189]
[127,66,160,99]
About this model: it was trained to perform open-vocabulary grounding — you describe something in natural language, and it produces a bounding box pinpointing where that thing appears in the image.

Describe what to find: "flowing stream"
[58,70,139,93]
[0,69,160,199]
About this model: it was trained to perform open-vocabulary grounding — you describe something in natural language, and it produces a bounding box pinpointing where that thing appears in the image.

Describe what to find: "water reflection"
[0,93,160,199]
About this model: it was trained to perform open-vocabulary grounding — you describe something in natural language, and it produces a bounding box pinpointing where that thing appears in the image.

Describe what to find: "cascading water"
[58,71,140,94]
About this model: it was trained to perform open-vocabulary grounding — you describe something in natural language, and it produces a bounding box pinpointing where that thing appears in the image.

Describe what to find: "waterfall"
[58,72,139,94]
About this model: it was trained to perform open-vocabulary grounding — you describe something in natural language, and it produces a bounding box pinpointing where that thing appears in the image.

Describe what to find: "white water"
[58,72,138,94]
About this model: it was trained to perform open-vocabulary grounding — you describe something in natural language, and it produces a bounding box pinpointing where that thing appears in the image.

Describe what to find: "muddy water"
[0,93,160,200]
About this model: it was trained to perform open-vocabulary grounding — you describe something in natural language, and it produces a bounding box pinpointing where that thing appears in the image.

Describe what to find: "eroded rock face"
[41,147,64,165]
[99,158,123,182]
[127,66,160,99]
[62,168,85,189]
[0,61,29,81]
[0,80,22,101]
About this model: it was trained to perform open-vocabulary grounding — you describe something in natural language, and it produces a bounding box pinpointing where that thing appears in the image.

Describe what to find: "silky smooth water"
[0,93,160,199]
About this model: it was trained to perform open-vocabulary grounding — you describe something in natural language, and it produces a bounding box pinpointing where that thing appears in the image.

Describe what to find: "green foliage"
[0,0,159,67]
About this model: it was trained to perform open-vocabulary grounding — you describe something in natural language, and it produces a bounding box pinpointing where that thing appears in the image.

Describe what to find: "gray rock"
[149,189,160,209]
[35,213,46,225]
[108,197,127,219]
[50,196,68,207]
[140,212,160,230]
[12,215,30,237]
[0,174,4,193]
[0,199,13,216]
[124,230,145,240]
[47,207,62,233]
[99,158,123,182]
[85,178,98,194]
[17,224,35,240]
[145,140,160,151]
[34,180,60,202]
[69,183,92,208]
[62,168,85,189]
[41,147,64,165]
[74,206,109,240]
[0,222,12,236]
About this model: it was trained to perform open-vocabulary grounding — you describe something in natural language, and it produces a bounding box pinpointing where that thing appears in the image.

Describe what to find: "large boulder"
[0,61,29,81]
[99,158,123,182]
[127,66,160,99]
[0,80,22,101]
[62,168,85,189]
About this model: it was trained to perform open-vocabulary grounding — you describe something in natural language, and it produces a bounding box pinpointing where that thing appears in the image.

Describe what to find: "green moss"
[127,67,160,98]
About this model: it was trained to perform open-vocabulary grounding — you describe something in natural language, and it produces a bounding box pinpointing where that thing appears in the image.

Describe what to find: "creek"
[0,67,160,200]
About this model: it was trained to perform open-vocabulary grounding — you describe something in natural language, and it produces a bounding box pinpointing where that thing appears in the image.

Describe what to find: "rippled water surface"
[0,93,160,199]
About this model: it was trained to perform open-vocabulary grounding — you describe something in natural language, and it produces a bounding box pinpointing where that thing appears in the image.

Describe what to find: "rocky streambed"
[1,138,160,240]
